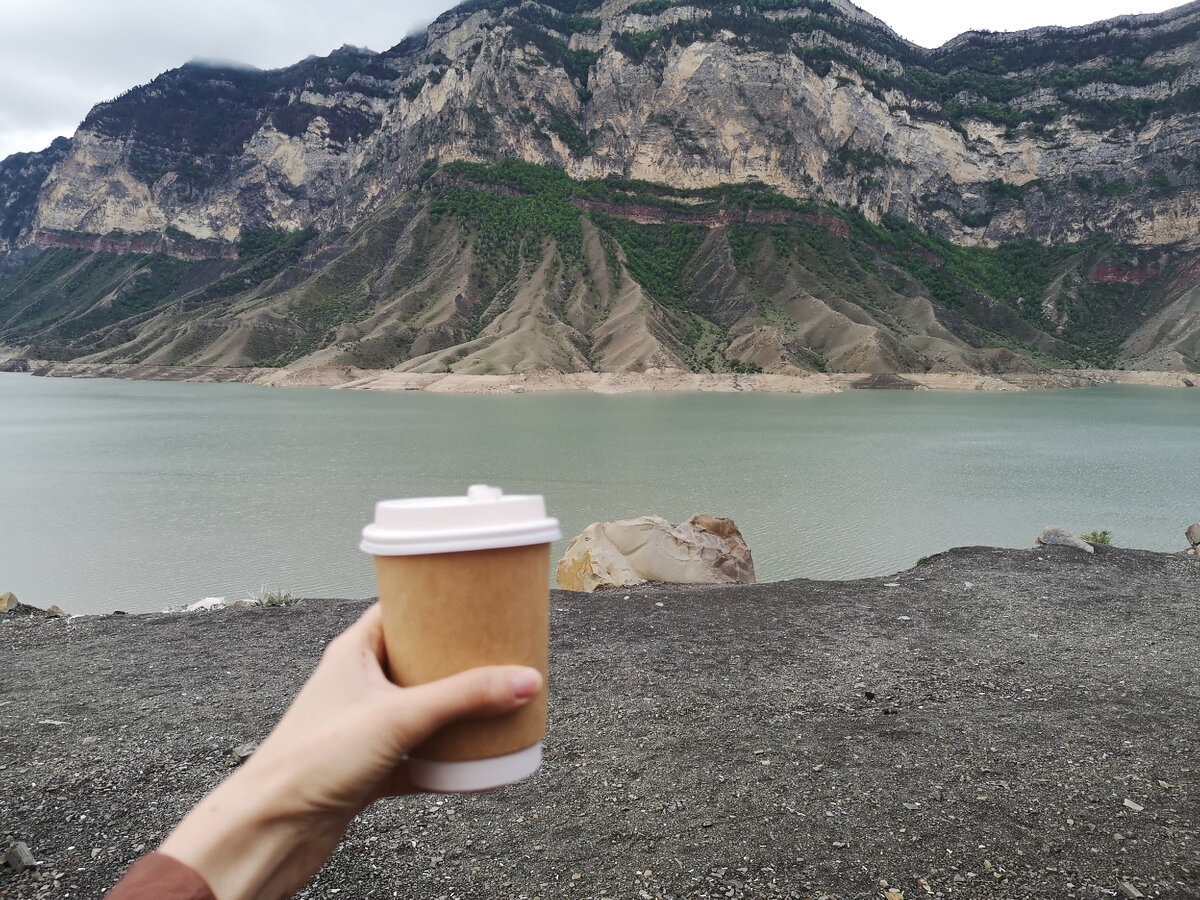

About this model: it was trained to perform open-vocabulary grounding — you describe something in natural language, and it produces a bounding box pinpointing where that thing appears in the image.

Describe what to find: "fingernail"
[509,668,542,699]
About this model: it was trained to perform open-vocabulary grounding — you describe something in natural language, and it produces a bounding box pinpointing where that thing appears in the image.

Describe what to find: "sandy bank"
[7,360,1197,393]
[260,366,1198,394]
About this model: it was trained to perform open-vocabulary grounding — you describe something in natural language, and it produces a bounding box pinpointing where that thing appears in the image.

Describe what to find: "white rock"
[186,597,227,612]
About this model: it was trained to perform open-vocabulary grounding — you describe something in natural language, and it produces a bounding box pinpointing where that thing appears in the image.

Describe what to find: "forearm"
[158,765,322,900]
[140,604,541,900]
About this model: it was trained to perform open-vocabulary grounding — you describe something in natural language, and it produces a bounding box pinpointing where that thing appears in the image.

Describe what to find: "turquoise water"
[2,373,1197,615]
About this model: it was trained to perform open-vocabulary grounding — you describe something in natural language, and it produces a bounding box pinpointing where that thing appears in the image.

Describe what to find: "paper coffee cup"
[360,485,561,792]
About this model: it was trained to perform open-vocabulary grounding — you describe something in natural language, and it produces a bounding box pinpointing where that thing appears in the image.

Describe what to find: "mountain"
[2,0,1200,375]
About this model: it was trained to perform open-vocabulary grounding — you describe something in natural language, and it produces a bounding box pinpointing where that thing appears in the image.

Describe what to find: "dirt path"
[2,545,1198,899]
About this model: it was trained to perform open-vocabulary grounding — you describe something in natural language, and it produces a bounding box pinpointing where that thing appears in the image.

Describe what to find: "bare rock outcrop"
[556,514,754,592]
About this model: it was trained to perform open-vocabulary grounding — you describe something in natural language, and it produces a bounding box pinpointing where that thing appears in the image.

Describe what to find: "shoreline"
[4,359,1197,393]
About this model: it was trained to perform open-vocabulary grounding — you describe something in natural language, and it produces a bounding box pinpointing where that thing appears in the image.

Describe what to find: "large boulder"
[556,514,755,592]
[1187,523,1200,548]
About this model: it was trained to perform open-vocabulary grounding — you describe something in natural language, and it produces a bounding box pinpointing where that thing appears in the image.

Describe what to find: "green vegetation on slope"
[429,159,1149,368]
[0,246,244,359]
[197,228,317,305]
[842,213,1141,364]
[433,161,586,273]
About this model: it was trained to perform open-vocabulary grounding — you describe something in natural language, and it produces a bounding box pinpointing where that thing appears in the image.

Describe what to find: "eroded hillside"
[4,160,1196,373]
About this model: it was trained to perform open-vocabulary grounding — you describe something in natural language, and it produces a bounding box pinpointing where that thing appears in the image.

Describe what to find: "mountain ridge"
[3,0,1199,375]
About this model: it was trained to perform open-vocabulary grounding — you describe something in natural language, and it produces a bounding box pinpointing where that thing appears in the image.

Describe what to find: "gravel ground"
[2,544,1198,900]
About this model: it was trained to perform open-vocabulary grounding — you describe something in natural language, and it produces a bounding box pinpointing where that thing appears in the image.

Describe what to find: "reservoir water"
[2,373,1197,616]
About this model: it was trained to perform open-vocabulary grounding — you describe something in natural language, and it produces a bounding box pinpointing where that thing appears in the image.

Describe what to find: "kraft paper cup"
[360,485,560,792]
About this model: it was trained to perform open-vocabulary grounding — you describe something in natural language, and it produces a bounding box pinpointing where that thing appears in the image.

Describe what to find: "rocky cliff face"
[2,0,1200,374]
[0,138,71,265]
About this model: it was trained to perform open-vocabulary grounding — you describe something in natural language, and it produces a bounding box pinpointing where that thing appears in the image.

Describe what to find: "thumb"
[395,665,543,749]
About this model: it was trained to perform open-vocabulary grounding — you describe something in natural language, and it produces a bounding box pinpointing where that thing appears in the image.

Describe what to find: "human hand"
[158,602,542,900]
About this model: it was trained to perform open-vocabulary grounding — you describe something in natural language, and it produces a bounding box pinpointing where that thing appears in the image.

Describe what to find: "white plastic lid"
[408,742,542,793]
[360,485,561,556]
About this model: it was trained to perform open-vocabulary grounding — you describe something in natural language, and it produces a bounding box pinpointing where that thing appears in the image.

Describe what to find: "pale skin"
[157,603,543,900]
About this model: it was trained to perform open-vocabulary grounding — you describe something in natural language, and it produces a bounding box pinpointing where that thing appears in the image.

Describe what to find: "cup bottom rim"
[408,742,543,793]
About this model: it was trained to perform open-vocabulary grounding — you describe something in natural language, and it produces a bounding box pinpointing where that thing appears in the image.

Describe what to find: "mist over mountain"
[3,0,1199,375]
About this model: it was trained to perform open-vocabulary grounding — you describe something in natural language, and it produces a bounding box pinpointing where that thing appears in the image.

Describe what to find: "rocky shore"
[3,358,1197,393]
[2,545,1198,899]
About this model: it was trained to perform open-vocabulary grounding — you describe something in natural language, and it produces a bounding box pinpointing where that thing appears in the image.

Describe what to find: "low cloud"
[0,0,453,161]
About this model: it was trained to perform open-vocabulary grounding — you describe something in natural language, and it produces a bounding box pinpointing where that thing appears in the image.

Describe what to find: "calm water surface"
[2,374,1197,615]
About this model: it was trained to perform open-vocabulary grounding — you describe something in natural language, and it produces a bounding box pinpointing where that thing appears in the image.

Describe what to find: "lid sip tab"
[360,485,561,556]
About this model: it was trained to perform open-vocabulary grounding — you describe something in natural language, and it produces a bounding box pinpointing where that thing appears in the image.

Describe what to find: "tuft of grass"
[249,587,299,607]
[1081,530,1112,545]
[915,556,930,566]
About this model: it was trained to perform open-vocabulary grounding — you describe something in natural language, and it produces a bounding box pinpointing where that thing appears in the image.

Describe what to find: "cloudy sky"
[0,0,1182,162]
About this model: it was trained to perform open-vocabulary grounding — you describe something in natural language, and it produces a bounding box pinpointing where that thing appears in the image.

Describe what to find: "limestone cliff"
[2,0,1200,374]
[0,138,71,265]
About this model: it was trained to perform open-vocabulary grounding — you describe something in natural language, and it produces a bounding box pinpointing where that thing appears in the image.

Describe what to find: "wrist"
[159,766,307,900]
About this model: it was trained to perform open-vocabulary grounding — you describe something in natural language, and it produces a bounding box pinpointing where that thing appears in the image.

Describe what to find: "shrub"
[250,587,299,607]
[1081,530,1112,545]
